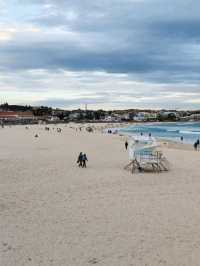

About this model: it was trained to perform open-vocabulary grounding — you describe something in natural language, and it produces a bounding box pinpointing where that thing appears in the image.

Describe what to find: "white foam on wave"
[179,130,200,135]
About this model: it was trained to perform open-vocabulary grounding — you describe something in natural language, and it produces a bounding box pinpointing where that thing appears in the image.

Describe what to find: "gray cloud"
[0,0,200,109]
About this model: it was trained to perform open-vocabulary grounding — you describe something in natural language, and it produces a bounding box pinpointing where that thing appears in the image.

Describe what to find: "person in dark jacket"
[125,141,128,150]
[197,139,200,146]
[194,142,198,151]
[77,152,83,167]
[82,154,88,168]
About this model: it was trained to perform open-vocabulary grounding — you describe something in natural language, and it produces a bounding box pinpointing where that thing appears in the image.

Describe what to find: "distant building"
[134,112,157,121]
[47,116,60,122]
[104,115,113,122]
[0,111,18,121]
[104,115,120,122]
[120,113,130,121]
[68,112,81,120]
[158,111,180,120]
[17,111,35,121]
[184,113,200,121]
[0,111,35,122]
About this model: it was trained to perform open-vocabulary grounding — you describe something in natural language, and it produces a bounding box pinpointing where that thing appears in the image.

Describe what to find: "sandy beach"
[1,124,200,266]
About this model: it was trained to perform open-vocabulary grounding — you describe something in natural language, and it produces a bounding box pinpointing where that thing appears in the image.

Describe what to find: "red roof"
[17,112,34,117]
[0,111,18,117]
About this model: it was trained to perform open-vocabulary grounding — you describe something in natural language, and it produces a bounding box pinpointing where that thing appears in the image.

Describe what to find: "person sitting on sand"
[82,154,88,168]
[77,152,83,167]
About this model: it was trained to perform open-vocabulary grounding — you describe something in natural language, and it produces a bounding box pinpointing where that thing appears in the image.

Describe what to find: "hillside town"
[0,103,200,124]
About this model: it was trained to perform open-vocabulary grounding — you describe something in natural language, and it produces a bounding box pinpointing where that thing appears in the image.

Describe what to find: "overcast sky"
[0,0,200,110]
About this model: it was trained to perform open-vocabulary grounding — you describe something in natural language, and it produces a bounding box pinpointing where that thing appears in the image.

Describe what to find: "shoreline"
[1,121,195,151]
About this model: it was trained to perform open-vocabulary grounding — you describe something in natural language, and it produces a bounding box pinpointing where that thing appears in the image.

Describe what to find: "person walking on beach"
[77,152,83,167]
[196,139,200,150]
[194,141,198,151]
[82,153,88,168]
[125,141,128,150]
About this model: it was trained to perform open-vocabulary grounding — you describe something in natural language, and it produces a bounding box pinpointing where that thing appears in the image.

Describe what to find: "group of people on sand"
[77,152,88,168]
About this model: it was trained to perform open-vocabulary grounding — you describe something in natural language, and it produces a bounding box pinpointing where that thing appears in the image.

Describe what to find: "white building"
[134,112,157,121]
[69,112,81,120]
[104,115,120,122]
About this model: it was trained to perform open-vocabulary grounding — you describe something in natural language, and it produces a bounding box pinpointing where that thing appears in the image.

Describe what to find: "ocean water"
[120,122,200,144]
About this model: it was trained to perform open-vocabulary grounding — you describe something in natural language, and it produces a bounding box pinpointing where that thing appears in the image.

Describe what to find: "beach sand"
[1,124,200,266]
